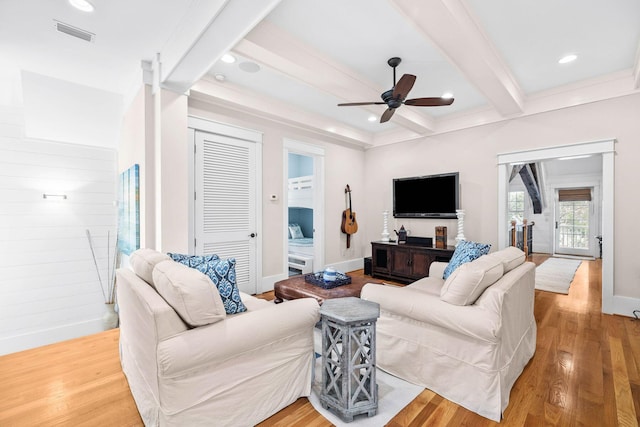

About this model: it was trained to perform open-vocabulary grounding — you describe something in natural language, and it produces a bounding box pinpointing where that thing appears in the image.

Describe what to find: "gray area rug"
[309,329,423,426]
[535,257,582,294]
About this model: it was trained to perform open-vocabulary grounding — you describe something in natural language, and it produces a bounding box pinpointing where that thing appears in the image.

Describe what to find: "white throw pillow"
[488,247,526,273]
[130,248,171,287]
[289,223,304,239]
[440,255,504,306]
[153,260,226,327]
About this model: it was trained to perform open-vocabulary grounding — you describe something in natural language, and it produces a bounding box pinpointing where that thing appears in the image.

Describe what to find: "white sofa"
[361,247,536,422]
[116,249,320,426]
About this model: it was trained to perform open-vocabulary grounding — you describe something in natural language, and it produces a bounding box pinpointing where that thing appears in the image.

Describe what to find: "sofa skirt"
[375,311,536,422]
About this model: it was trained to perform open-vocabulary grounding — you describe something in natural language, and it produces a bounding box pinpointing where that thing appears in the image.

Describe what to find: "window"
[508,191,525,221]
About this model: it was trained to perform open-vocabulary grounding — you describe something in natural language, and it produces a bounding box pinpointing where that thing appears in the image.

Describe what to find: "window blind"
[558,188,592,201]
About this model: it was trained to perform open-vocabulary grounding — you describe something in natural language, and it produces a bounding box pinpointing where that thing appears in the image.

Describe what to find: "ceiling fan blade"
[392,74,416,100]
[404,97,455,106]
[380,108,396,123]
[338,102,386,106]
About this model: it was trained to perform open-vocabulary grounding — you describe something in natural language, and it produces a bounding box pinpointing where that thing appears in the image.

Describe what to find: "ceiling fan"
[338,57,454,123]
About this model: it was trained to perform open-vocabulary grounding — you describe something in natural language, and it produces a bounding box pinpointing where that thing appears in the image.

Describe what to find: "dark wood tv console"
[371,241,455,283]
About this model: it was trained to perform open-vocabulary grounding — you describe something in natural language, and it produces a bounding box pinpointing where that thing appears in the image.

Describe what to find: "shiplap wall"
[0,105,117,355]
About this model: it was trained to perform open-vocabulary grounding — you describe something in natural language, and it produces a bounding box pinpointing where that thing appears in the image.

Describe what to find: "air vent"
[54,20,94,42]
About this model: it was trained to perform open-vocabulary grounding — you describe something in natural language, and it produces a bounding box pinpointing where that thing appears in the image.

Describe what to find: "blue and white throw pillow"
[195,258,247,315]
[168,252,219,268]
[442,240,491,279]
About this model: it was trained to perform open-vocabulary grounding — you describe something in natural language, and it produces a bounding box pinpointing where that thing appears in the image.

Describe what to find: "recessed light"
[558,54,577,64]
[239,61,260,73]
[327,127,336,133]
[214,73,226,82]
[221,53,236,64]
[367,115,377,122]
[69,0,94,12]
[441,92,454,99]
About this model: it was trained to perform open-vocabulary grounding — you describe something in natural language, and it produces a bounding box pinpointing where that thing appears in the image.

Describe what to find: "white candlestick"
[381,210,390,242]
[455,209,466,247]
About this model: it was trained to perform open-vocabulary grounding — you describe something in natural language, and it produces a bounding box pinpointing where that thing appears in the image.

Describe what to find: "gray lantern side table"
[319,297,380,422]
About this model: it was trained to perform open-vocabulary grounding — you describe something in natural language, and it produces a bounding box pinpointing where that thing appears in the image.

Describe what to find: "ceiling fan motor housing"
[381,89,402,108]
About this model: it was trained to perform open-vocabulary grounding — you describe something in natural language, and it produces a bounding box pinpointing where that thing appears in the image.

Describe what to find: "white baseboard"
[0,319,104,356]
[326,257,364,275]
[259,273,288,294]
[611,295,640,318]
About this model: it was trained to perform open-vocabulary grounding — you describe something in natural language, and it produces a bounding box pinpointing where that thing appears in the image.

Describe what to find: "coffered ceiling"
[3,0,639,148]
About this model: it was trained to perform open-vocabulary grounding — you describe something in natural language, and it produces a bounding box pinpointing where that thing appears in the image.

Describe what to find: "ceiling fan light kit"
[338,57,454,123]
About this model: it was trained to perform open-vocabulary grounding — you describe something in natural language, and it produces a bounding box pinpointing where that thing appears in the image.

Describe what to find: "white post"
[381,210,390,242]
[455,209,466,247]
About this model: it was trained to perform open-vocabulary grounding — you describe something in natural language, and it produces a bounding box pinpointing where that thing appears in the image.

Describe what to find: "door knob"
[249,233,256,238]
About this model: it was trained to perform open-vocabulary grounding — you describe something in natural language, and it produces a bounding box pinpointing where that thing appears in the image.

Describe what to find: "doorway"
[497,139,615,314]
[283,140,324,277]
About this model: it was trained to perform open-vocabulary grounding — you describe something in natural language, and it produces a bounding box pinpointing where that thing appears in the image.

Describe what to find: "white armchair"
[117,249,320,426]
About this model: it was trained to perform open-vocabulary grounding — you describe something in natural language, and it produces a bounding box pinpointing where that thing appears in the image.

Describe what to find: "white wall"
[364,93,640,315]
[21,71,123,149]
[0,117,117,355]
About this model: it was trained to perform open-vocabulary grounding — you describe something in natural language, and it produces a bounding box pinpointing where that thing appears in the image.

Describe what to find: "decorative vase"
[455,209,466,247]
[102,303,119,330]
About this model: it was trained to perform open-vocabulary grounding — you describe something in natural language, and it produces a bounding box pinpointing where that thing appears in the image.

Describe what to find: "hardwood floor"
[1,258,638,426]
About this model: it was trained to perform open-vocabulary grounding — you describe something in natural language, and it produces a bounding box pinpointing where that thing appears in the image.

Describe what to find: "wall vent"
[54,20,94,42]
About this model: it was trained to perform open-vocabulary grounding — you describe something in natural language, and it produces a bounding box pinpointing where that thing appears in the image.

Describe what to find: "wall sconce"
[43,194,68,200]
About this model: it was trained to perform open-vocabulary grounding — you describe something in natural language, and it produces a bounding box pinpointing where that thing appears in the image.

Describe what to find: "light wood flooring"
[1,255,638,426]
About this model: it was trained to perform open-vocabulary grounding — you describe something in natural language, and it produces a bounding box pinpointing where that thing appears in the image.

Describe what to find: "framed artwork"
[118,164,140,255]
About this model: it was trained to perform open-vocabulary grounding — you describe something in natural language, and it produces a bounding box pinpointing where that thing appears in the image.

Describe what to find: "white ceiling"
[3,0,639,148]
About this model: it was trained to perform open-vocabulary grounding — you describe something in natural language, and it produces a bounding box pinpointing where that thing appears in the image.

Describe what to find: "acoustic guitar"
[341,184,358,248]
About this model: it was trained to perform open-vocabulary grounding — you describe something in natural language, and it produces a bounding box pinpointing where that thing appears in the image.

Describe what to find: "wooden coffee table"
[274,273,387,304]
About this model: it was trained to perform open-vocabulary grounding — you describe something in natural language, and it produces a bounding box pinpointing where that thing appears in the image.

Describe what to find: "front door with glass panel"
[554,188,592,257]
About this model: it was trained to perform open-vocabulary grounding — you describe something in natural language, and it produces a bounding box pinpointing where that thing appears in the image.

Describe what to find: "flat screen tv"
[393,172,459,218]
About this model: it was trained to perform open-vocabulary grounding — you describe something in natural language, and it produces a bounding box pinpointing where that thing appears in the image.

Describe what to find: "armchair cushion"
[130,248,171,287]
[153,260,226,327]
[442,240,491,279]
[440,255,504,305]
[487,246,525,273]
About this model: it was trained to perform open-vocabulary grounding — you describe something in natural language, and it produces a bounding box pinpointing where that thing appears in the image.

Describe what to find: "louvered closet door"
[195,130,257,294]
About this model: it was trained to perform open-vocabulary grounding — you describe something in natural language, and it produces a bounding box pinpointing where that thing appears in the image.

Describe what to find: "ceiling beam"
[159,0,282,94]
[390,0,524,116]
[190,78,374,147]
[234,20,437,135]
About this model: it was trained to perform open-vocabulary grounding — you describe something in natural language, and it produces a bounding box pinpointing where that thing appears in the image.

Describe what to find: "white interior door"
[194,130,259,294]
